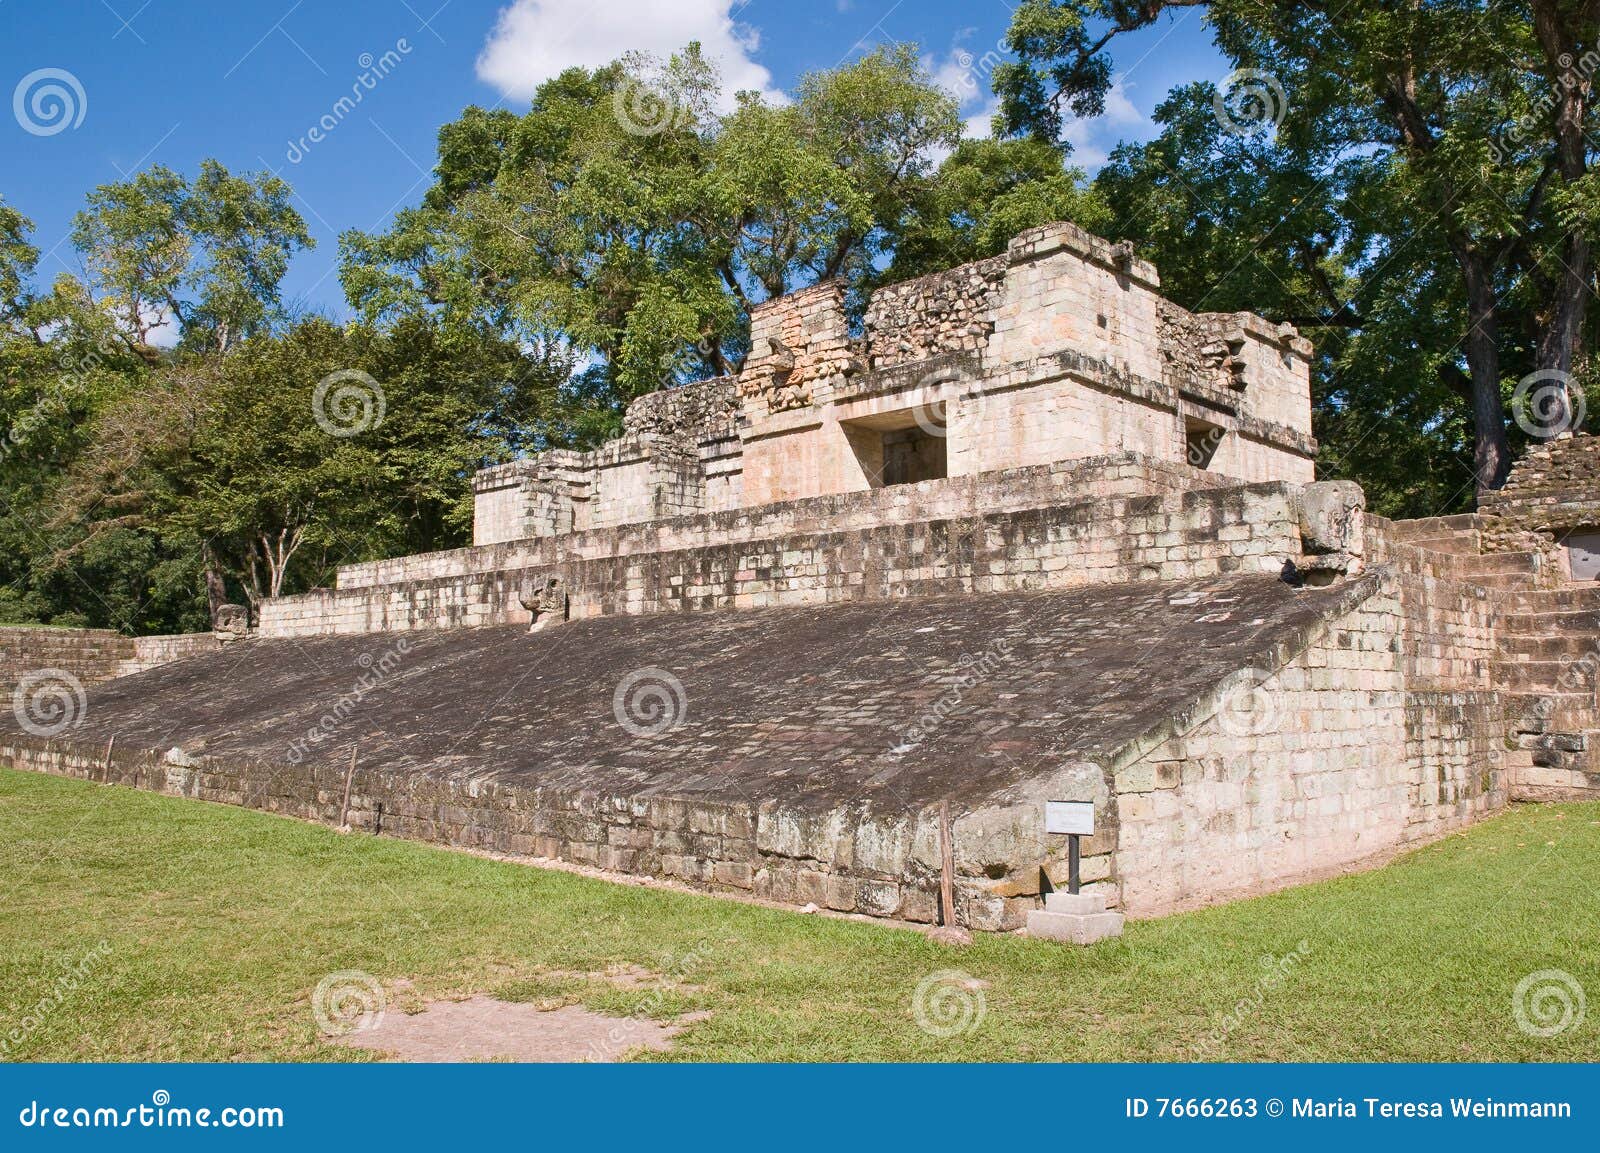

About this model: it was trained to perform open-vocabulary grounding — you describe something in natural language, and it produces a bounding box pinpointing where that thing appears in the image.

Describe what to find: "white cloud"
[476,0,783,109]
[1060,78,1147,169]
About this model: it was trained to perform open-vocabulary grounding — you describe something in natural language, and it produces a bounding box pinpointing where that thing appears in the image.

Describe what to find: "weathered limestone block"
[1026,889,1126,944]
[1294,480,1365,580]
[213,604,250,643]
[518,575,568,631]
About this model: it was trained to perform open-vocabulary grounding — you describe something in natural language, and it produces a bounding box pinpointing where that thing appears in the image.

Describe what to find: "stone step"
[1385,514,1486,539]
[1509,585,1600,611]
[1493,660,1600,693]
[1500,634,1600,661]
[1472,571,1545,591]
[1491,687,1593,722]
[1500,608,1600,634]
[1463,551,1541,576]
[1401,535,1484,556]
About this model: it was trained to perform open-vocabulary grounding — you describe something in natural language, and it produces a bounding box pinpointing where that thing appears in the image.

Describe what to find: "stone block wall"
[1100,571,1500,917]
[990,224,1166,385]
[0,733,1018,930]
[1479,433,1600,568]
[261,464,1295,638]
[0,626,221,699]
[338,454,1224,591]
[122,633,224,675]
[469,221,1318,548]
[0,627,136,698]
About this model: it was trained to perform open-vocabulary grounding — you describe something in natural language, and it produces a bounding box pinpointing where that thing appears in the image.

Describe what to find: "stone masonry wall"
[261,470,1295,638]
[0,627,136,699]
[863,255,1007,369]
[0,735,1001,930]
[1479,433,1600,565]
[0,627,220,701]
[345,454,1223,591]
[1107,571,1501,917]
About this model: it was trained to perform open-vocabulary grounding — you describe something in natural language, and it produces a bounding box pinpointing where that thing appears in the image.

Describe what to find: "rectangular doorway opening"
[1185,417,1226,470]
[843,410,950,488]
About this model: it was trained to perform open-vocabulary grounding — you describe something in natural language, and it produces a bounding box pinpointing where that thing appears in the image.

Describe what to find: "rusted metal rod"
[338,744,357,829]
[938,799,956,927]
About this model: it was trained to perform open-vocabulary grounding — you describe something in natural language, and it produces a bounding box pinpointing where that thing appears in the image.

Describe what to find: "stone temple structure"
[4,221,1599,933]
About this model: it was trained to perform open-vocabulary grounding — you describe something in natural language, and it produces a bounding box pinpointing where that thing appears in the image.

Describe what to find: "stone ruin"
[3,221,1598,933]
[468,224,1316,550]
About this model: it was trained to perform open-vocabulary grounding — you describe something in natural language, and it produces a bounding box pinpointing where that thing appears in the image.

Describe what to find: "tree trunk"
[201,544,228,626]
[1459,248,1512,495]
[1528,0,1594,435]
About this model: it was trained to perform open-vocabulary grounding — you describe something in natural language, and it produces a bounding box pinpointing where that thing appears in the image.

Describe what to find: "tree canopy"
[997,0,1600,509]
[3,19,1595,631]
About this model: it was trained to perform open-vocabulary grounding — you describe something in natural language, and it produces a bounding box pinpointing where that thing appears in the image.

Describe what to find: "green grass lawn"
[0,765,1595,1062]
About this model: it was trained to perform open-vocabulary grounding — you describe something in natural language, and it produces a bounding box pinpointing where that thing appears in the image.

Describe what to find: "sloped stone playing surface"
[0,573,1391,928]
[5,574,1359,811]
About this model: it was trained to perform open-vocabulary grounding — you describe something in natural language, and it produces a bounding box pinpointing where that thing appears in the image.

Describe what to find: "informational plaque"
[1044,800,1095,836]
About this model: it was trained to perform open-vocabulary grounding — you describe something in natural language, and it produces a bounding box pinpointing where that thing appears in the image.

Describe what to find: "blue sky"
[2,1,1225,322]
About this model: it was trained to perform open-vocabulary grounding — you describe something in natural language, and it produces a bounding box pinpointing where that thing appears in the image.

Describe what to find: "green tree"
[996,0,1600,498]
[69,159,313,357]
[341,44,963,417]
[47,316,568,620]
[882,137,1111,283]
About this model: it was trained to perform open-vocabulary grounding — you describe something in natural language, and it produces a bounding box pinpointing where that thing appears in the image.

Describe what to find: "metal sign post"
[1044,800,1095,894]
[1030,800,1124,944]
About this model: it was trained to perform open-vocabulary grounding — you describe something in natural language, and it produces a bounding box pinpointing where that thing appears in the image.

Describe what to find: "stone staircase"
[1496,584,1600,801]
[1378,513,1600,801]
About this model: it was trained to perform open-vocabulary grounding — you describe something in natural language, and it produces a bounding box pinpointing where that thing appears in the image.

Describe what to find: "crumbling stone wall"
[1479,433,1600,564]
[621,376,741,444]
[863,255,1006,369]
